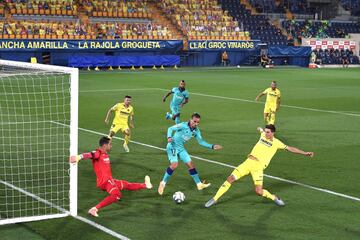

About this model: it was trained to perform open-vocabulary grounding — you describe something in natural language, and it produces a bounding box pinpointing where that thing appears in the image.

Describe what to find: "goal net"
[0,60,78,225]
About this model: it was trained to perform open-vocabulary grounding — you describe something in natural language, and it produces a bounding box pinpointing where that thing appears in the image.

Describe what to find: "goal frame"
[0,60,78,225]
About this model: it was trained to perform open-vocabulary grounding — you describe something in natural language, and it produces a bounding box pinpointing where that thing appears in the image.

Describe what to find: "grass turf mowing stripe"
[51,121,360,203]
[78,87,360,117]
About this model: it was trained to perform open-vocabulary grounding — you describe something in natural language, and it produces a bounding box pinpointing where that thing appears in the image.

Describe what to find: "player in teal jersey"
[162,80,189,124]
[158,113,223,195]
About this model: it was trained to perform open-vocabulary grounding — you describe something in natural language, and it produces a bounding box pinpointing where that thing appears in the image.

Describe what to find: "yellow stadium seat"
[10,34,15,39]
[21,34,27,39]
[3,34,9,39]
[61,10,66,15]
[45,34,51,39]
[56,10,61,15]
[98,11,103,17]
[103,11,108,17]
[67,10,72,15]
[52,34,57,39]
[45,9,50,15]
[28,35,33,39]
[40,9,44,15]
[10,9,16,14]
[51,9,56,15]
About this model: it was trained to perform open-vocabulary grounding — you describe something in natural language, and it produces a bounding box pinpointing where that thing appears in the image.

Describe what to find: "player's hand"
[257,127,264,132]
[162,97,166,102]
[130,123,135,128]
[168,137,173,143]
[306,152,314,157]
[213,145,223,150]
[69,155,81,164]
[104,119,109,124]
[255,97,259,101]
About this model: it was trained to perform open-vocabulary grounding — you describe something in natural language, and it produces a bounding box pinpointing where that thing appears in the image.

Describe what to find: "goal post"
[0,60,78,225]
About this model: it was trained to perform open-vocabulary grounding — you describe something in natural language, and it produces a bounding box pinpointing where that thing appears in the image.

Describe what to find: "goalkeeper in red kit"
[69,136,153,217]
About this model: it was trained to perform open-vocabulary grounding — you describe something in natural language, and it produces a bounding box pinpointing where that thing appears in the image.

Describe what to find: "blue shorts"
[166,143,191,164]
[170,104,181,116]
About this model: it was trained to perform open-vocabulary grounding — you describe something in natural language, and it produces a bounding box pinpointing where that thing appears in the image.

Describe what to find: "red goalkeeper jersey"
[81,148,113,188]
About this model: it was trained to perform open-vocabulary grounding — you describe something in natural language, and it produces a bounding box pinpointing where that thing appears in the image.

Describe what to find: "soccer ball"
[237,65,240,68]
[172,191,185,204]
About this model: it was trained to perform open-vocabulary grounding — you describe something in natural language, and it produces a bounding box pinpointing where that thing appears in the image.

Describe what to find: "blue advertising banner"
[188,40,260,51]
[0,39,183,51]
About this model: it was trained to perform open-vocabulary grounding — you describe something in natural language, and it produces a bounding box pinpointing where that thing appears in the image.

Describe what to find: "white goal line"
[0,179,130,240]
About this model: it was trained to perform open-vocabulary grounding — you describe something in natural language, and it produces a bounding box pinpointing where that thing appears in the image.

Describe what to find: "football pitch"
[2,67,360,240]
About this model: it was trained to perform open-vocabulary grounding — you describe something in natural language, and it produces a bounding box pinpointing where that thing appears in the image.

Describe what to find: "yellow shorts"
[110,123,129,134]
[231,159,265,186]
[264,104,276,114]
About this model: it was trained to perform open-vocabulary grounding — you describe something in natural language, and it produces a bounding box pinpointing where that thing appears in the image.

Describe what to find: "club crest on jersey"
[260,138,273,147]
[103,157,110,163]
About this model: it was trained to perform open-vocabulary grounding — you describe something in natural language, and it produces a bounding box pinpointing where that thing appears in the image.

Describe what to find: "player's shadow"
[211,206,277,239]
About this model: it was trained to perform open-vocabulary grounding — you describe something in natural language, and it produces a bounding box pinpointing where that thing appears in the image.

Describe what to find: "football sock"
[96,193,121,210]
[262,189,276,201]
[162,167,174,183]
[188,168,201,184]
[213,180,232,201]
[121,181,146,191]
[169,113,173,119]
[124,135,130,145]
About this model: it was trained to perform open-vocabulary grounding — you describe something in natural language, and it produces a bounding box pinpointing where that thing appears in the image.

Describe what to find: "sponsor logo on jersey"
[260,138,273,147]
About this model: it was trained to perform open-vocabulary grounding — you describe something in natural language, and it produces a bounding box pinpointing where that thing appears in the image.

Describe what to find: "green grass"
[1,67,360,239]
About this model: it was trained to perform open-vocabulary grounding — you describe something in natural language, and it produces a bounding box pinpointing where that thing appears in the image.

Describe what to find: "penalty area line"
[51,121,360,203]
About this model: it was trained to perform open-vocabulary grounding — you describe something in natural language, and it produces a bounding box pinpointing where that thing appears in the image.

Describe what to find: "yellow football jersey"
[263,87,281,107]
[248,133,287,167]
[111,103,134,125]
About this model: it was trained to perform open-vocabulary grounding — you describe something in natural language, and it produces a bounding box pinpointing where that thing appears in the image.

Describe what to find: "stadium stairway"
[148,2,185,42]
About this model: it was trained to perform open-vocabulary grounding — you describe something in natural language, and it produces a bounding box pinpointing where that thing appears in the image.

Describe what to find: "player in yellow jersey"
[105,95,134,152]
[255,81,281,125]
[205,124,314,208]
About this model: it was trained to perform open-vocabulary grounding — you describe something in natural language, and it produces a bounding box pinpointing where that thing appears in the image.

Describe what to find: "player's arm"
[195,130,222,150]
[104,105,116,124]
[276,97,281,111]
[129,114,135,128]
[255,92,266,101]
[69,152,95,164]
[180,97,189,107]
[167,124,183,142]
[162,90,173,102]
[286,146,314,157]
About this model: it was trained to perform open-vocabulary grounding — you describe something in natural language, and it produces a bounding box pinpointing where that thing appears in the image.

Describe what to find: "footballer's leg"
[182,152,210,190]
[90,180,122,217]
[166,105,176,120]
[108,123,120,139]
[252,170,285,206]
[123,127,131,152]
[115,178,151,191]
[205,159,251,208]
[158,144,178,195]
[172,106,181,124]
